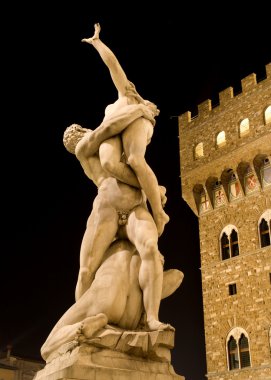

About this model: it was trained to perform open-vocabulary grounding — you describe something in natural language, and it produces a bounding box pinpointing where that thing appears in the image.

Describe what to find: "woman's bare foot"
[81,23,101,44]
[81,313,108,338]
[147,319,175,332]
[159,185,167,208]
[154,209,170,237]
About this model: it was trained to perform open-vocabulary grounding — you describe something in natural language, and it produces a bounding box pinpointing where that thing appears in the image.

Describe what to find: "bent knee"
[141,239,159,261]
[127,154,146,170]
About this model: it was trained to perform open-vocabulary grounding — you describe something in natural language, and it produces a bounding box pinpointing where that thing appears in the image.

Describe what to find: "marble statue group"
[40,23,184,369]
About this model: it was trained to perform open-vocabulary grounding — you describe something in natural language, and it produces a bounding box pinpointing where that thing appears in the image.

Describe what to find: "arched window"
[216,131,226,148]
[258,209,271,248]
[265,105,271,124]
[230,230,239,257]
[195,142,204,159]
[239,118,250,137]
[228,336,239,369]
[220,225,239,260]
[239,334,251,368]
[221,232,230,260]
[226,328,251,371]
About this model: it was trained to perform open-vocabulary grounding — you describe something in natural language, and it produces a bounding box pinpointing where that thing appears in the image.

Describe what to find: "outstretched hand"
[81,22,101,44]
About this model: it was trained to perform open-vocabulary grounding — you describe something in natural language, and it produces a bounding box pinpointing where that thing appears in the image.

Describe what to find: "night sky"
[1,3,270,380]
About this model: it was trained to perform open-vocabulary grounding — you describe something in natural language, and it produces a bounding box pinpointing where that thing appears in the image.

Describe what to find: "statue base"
[34,328,185,380]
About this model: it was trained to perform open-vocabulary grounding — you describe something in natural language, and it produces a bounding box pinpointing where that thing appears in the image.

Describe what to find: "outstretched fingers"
[81,23,101,44]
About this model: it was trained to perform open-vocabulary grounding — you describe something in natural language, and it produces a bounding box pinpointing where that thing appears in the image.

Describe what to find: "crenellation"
[219,87,234,106]
[198,99,212,117]
[241,73,257,92]
[178,110,191,128]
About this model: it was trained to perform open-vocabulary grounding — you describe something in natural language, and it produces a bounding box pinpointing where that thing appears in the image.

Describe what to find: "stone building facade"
[178,63,271,379]
[0,354,44,380]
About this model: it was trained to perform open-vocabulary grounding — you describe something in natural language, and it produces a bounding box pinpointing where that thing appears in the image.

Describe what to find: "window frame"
[226,327,251,371]
[220,225,240,260]
[258,209,271,248]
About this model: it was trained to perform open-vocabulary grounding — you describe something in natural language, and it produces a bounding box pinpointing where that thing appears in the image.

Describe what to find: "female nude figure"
[81,23,169,237]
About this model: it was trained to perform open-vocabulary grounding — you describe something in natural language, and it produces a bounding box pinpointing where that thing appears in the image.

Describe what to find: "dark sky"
[1,3,270,380]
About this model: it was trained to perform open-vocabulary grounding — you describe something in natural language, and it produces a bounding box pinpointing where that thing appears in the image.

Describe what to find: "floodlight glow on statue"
[40,23,183,362]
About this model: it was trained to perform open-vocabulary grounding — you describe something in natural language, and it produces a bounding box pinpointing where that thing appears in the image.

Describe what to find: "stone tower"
[178,63,271,380]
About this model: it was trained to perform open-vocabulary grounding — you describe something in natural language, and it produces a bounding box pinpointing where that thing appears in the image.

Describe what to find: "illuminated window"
[220,225,239,260]
[239,118,249,137]
[227,328,251,371]
[258,209,271,248]
[195,142,204,159]
[265,105,271,124]
[216,131,226,148]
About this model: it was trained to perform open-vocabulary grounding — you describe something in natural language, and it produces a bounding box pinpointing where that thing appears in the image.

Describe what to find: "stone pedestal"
[34,328,185,380]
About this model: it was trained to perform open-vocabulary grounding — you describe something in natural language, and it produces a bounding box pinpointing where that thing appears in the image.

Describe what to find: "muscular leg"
[75,197,119,301]
[99,135,140,188]
[122,119,169,237]
[125,206,173,331]
[118,253,143,330]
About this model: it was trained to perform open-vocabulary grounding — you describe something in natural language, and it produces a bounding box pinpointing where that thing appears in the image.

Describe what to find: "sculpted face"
[63,124,90,154]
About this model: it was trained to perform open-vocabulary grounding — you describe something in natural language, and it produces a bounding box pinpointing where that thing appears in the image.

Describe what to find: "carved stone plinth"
[34,328,185,380]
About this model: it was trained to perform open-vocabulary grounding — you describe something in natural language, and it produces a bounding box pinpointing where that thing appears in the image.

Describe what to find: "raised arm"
[82,23,133,97]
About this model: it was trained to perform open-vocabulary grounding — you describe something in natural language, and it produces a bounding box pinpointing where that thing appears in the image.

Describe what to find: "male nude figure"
[63,109,169,331]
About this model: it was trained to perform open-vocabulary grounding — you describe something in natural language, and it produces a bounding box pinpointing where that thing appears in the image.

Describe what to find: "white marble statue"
[40,23,184,368]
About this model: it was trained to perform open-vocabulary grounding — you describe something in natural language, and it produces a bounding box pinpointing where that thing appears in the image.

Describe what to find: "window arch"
[239,118,250,137]
[258,209,271,248]
[216,131,226,148]
[194,142,204,159]
[220,225,239,260]
[265,105,271,124]
[226,328,251,371]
